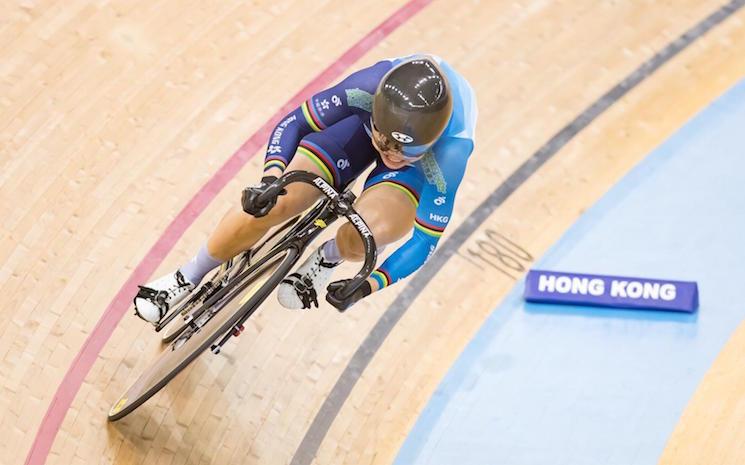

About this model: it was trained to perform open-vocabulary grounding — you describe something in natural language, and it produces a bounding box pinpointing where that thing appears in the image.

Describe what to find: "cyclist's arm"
[262,60,391,177]
[368,137,474,292]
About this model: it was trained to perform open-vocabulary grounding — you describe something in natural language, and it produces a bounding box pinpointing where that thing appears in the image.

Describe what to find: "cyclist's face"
[370,120,424,169]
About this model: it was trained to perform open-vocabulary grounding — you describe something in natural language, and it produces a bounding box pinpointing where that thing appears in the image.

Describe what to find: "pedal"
[210,344,221,355]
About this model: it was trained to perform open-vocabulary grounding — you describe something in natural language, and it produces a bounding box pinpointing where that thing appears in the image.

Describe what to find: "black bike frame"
[256,170,378,303]
[207,171,378,351]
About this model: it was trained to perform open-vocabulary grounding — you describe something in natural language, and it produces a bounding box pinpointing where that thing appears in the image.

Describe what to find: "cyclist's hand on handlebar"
[326,279,372,312]
[241,175,287,218]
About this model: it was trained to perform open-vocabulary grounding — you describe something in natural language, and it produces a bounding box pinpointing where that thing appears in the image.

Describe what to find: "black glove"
[241,175,287,218]
[326,279,372,312]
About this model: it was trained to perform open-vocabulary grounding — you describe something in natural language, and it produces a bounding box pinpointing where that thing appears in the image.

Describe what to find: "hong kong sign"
[524,269,699,313]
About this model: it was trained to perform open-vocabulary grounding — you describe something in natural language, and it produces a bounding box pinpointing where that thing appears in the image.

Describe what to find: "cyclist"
[134,54,477,321]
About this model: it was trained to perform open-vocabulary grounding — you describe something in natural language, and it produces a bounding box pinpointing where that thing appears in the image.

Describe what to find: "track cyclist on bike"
[134,54,478,321]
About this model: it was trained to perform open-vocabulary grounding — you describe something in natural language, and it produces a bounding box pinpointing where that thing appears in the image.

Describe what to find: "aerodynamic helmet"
[372,57,453,157]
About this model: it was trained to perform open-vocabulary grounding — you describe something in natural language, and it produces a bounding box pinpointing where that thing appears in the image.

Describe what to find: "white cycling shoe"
[134,270,196,323]
[278,247,340,309]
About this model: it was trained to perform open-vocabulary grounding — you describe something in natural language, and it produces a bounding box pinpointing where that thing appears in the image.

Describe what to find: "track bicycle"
[108,171,377,421]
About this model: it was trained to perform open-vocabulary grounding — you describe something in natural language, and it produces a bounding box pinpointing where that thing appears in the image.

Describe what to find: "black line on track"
[290,2,745,464]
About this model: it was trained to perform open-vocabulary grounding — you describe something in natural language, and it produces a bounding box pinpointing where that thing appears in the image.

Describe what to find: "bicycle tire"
[108,246,299,421]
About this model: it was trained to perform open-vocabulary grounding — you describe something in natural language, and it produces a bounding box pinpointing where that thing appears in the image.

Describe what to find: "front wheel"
[108,246,299,421]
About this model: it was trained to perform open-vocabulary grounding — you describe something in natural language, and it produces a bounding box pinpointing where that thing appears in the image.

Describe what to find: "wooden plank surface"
[1,1,743,464]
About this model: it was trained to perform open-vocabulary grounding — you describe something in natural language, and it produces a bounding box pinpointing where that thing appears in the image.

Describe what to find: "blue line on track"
[395,80,745,465]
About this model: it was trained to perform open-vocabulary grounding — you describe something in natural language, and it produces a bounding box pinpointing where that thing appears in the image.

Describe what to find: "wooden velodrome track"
[2,0,745,464]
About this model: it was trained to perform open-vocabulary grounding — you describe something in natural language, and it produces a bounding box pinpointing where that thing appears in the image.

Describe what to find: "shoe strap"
[319,258,341,268]
[134,285,169,319]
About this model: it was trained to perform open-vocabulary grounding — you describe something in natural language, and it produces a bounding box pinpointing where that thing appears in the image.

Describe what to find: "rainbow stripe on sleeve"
[371,269,392,289]
[263,156,287,172]
[414,217,446,238]
[301,99,326,132]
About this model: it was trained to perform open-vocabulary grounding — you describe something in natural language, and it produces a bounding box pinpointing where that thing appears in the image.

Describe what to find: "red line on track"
[24,1,431,463]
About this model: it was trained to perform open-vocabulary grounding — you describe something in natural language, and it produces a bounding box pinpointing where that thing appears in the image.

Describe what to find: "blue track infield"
[394,80,745,465]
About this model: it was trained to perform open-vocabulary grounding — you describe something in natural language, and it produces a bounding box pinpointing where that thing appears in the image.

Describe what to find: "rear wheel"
[108,246,299,421]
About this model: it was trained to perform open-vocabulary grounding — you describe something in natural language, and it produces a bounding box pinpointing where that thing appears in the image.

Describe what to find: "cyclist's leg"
[136,146,333,322]
[336,162,423,261]
[272,117,384,309]
[207,117,375,261]
[206,155,323,261]
[137,119,377,322]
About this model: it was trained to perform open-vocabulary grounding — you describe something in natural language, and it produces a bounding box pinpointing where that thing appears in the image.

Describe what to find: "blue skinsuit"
[262,55,478,291]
